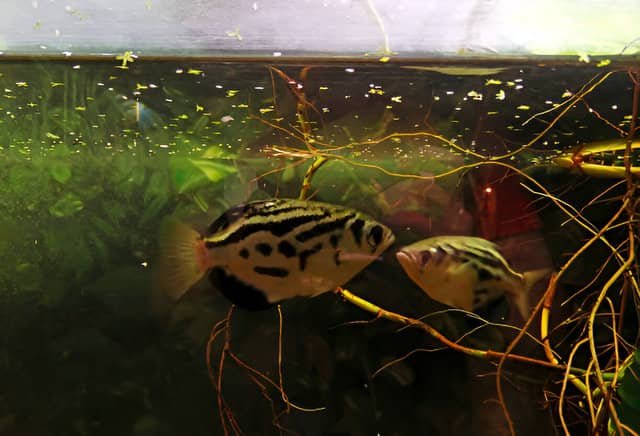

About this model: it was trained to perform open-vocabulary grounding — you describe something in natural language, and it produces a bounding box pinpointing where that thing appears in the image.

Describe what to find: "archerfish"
[395,236,550,319]
[157,198,395,310]
[552,139,640,178]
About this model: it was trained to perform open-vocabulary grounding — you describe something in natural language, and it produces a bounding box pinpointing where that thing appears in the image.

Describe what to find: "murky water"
[0,58,638,435]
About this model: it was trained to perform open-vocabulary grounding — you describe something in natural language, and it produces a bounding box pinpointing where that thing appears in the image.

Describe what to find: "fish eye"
[420,251,432,265]
[429,247,446,264]
[366,225,384,248]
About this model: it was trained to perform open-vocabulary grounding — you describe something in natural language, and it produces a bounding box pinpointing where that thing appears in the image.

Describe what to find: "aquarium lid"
[1,0,639,60]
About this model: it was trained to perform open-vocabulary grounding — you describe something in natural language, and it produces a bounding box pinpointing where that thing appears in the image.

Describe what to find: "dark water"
[0,58,638,435]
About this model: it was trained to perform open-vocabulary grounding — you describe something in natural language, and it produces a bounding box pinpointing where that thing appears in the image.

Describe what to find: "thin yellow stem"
[298,156,328,200]
[587,208,634,395]
[559,337,590,435]
[276,304,289,413]
[335,287,607,376]
[494,71,616,160]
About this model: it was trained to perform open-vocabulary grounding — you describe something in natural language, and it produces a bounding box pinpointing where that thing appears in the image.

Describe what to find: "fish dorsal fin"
[208,203,250,233]
[207,199,313,234]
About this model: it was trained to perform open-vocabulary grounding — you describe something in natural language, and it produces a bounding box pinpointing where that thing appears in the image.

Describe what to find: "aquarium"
[1,1,640,436]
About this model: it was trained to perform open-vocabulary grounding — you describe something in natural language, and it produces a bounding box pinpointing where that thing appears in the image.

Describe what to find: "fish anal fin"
[513,268,552,319]
[451,275,476,312]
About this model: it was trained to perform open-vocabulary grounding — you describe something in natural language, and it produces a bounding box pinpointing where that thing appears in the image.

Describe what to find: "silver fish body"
[396,236,548,319]
[158,198,395,310]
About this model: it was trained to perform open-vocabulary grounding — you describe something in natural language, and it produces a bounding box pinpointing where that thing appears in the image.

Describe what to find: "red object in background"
[470,166,541,240]
[381,177,474,237]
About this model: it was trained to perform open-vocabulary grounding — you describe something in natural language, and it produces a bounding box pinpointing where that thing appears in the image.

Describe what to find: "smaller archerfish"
[157,199,395,310]
[553,139,640,178]
[395,236,550,319]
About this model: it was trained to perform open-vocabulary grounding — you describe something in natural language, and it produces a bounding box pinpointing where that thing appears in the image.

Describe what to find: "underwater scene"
[1,58,640,436]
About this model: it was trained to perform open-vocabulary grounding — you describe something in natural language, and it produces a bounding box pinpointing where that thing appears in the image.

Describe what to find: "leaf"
[281,164,297,183]
[90,216,117,237]
[102,201,127,225]
[75,183,103,201]
[141,172,170,224]
[14,262,42,291]
[169,158,207,194]
[401,65,508,75]
[72,236,95,278]
[87,231,109,267]
[614,349,640,433]
[169,157,237,194]
[49,193,84,217]
[190,115,211,135]
[129,167,146,186]
[189,158,237,183]
[51,143,71,157]
[49,160,72,184]
[140,195,169,224]
[191,192,209,212]
[143,171,169,206]
[9,165,41,187]
[112,153,137,183]
[201,146,237,160]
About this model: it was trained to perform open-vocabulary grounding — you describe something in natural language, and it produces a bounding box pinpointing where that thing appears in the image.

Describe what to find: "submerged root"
[209,65,640,434]
[205,304,325,436]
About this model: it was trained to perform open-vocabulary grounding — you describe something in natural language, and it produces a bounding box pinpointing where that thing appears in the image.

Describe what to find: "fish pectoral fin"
[455,283,477,313]
[337,250,381,263]
[441,274,476,312]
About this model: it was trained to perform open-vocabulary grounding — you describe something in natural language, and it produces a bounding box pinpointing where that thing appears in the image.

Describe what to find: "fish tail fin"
[155,218,210,300]
[515,268,552,319]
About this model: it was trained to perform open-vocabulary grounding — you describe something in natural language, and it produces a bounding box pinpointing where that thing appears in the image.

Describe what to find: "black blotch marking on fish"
[206,213,329,248]
[350,219,365,245]
[208,204,249,233]
[239,248,250,259]
[295,214,355,243]
[366,224,383,250]
[243,199,293,217]
[299,242,323,271]
[473,288,494,308]
[442,244,464,261]
[462,248,503,269]
[255,243,272,256]
[329,233,341,248]
[473,286,493,305]
[333,250,341,266]
[253,266,289,277]
[278,240,296,258]
[209,267,272,311]
[252,205,308,218]
[477,268,496,281]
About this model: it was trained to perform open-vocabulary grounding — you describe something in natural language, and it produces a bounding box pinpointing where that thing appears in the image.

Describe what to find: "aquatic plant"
[2,57,639,435]
[204,65,640,435]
